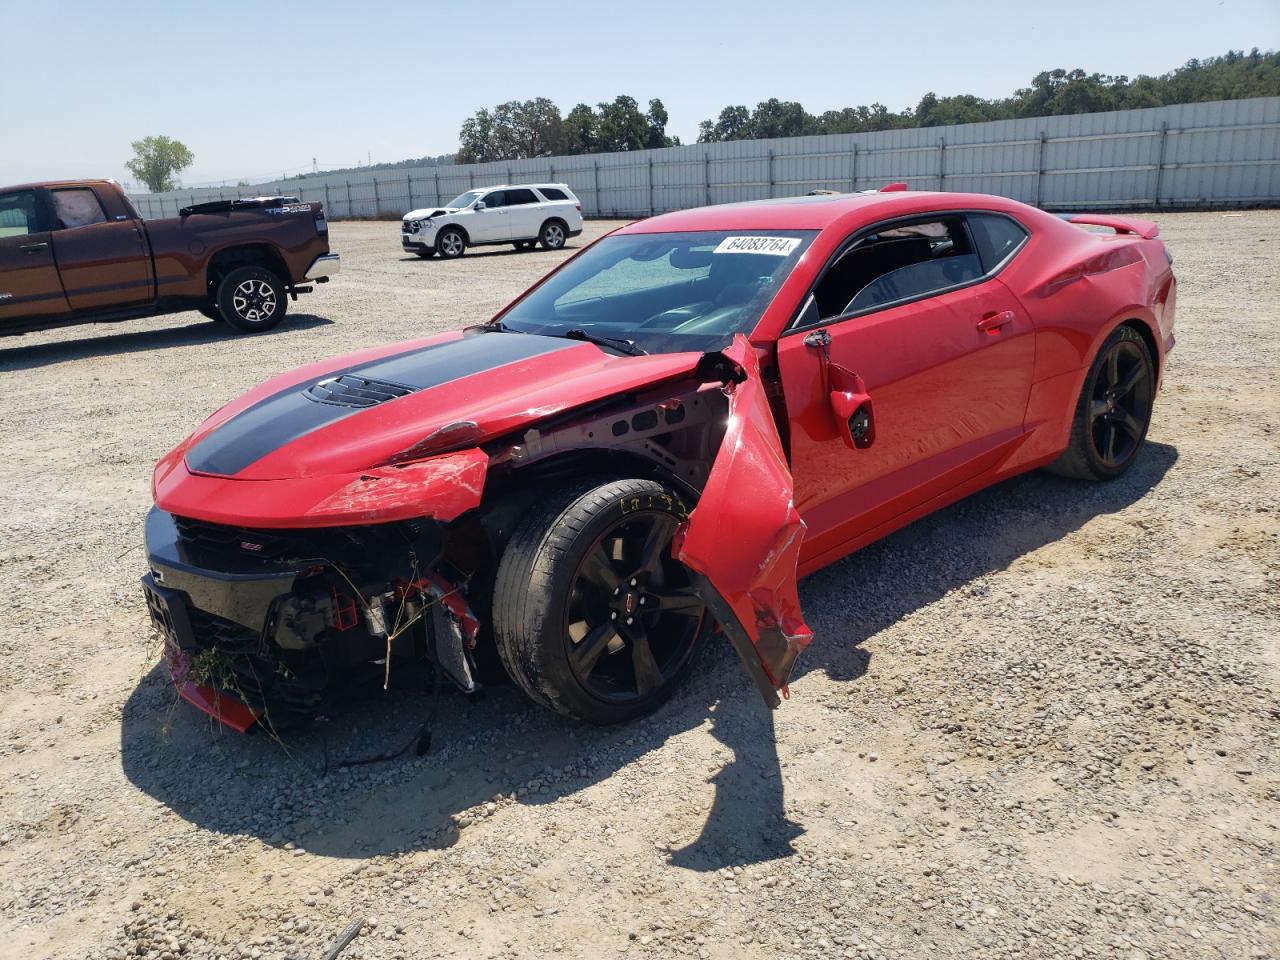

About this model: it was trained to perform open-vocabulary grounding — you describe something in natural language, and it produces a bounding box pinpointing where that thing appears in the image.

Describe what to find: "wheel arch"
[205,243,291,295]
[438,223,470,245]
[540,215,569,235]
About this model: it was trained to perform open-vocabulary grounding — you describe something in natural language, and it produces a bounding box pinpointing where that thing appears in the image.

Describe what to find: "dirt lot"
[0,213,1276,960]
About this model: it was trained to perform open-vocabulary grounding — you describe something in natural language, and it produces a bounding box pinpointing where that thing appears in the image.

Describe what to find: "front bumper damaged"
[142,335,815,728]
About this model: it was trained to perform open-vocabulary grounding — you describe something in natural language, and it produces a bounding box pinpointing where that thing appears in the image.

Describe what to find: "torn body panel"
[678,336,813,707]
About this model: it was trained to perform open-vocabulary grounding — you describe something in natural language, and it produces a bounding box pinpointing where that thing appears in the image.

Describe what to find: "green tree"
[457,99,563,162]
[126,136,194,192]
[562,103,600,154]
[698,105,752,142]
[596,95,650,151]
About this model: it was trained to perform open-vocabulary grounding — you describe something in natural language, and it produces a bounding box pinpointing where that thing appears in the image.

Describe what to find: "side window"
[808,217,981,322]
[505,188,538,205]
[968,213,1028,272]
[537,187,568,201]
[0,190,41,239]
[481,190,506,208]
[52,188,108,230]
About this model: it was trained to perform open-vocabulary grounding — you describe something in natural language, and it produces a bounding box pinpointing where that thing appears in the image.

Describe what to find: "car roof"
[0,178,120,194]
[481,183,571,191]
[616,190,1031,234]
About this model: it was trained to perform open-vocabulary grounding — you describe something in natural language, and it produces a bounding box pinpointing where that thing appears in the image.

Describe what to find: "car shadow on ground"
[399,246,575,263]
[0,314,334,372]
[119,442,1176,869]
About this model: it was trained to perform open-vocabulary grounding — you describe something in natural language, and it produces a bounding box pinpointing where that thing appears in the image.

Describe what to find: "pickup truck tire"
[216,266,287,333]
[436,228,466,260]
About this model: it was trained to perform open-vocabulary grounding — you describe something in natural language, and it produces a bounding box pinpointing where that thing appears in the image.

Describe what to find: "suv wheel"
[539,220,567,251]
[437,228,466,259]
[216,266,287,333]
[416,247,436,259]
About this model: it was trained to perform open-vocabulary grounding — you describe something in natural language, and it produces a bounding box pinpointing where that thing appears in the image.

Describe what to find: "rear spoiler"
[1067,214,1160,240]
[178,196,302,217]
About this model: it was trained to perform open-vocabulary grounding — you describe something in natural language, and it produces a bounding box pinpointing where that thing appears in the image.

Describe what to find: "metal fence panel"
[129,97,1279,220]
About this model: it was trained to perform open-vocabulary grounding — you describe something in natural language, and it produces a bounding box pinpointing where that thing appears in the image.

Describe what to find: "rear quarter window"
[968,213,1029,273]
[537,187,568,201]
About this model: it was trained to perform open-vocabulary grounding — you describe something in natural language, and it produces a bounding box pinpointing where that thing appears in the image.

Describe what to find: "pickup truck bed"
[0,179,338,337]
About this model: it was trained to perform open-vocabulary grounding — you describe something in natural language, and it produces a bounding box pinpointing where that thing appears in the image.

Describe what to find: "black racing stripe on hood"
[185,332,580,477]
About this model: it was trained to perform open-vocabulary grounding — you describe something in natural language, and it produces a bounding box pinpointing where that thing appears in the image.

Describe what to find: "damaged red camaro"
[142,190,1176,730]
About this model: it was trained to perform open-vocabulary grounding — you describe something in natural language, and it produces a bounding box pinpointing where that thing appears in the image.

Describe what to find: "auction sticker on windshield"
[714,236,803,256]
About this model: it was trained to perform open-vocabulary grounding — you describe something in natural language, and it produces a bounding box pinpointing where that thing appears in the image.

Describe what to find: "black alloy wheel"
[564,511,706,705]
[1049,324,1155,480]
[493,478,708,724]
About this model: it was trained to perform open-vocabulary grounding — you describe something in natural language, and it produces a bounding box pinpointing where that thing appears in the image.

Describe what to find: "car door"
[0,188,70,326]
[776,213,1035,568]
[503,187,542,240]
[48,186,153,311]
[469,190,511,243]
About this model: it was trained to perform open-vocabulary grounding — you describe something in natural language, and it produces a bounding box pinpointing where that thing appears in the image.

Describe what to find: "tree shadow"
[0,313,334,372]
[118,442,1176,869]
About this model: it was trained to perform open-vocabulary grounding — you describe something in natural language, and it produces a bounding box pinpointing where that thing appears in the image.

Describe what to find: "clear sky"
[1,0,1276,189]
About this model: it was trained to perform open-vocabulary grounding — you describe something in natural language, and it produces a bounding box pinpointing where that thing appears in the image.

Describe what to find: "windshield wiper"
[486,320,525,333]
[562,328,647,356]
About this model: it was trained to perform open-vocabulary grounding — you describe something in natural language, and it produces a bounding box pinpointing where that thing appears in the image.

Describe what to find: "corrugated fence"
[130,97,1280,220]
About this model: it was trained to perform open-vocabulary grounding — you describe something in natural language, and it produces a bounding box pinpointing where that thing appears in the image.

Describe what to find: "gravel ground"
[0,213,1276,960]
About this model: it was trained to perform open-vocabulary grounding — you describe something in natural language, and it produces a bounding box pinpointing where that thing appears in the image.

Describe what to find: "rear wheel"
[215,266,287,333]
[538,220,567,251]
[493,478,707,724]
[436,228,466,259]
[1048,324,1155,480]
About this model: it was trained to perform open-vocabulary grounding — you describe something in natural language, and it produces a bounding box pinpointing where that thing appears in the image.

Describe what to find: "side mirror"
[474,200,487,210]
[830,390,874,449]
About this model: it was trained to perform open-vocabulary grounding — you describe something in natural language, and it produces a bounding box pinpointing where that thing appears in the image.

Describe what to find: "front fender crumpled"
[678,335,813,707]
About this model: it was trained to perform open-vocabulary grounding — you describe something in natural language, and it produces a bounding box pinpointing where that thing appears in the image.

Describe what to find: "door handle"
[976,310,1014,333]
[20,242,49,254]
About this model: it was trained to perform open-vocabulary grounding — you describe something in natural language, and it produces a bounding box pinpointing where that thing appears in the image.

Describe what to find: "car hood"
[174,330,706,482]
[404,206,460,220]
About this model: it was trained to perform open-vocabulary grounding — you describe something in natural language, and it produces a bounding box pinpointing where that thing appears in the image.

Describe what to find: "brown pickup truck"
[0,179,339,336]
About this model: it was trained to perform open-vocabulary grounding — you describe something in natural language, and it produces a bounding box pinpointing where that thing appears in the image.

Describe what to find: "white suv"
[401,183,583,260]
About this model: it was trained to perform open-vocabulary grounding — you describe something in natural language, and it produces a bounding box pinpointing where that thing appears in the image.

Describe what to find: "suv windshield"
[500,230,816,354]
[446,191,482,208]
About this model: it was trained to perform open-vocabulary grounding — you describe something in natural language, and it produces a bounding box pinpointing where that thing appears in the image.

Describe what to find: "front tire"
[538,220,567,251]
[492,478,708,724]
[416,247,436,259]
[436,228,466,259]
[1048,324,1155,480]
[215,266,287,333]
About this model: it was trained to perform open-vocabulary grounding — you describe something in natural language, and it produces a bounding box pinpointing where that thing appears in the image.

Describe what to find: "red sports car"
[142,189,1176,731]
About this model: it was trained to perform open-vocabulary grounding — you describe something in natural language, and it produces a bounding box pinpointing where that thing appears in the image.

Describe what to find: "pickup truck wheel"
[492,477,708,724]
[538,220,567,250]
[216,266,287,333]
[436,228,466,259]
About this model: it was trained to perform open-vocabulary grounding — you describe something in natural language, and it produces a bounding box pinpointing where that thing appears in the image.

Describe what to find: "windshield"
[446,191,482,208]
[500,230,816,354]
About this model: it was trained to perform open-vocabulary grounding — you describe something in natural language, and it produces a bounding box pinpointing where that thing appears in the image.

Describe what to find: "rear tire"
[492,477,707,724]
[215,266,287,334]
[538,220,567,251]
[1047,324,1155,480]
[436,228,466,259]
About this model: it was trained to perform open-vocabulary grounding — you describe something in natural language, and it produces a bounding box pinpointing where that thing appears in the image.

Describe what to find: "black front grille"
[189,606,261,653]
[173,516,305,562]
[304,374,413,408]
